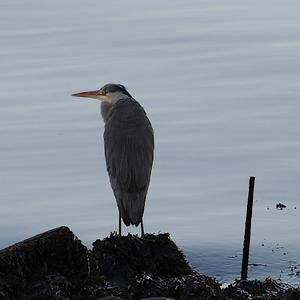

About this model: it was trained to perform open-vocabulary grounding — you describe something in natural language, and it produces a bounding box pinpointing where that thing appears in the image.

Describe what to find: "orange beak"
[72,90,100,100]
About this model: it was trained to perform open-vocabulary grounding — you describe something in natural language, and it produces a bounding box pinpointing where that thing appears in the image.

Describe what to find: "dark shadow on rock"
[92,233,192,287]
[92,232,223,299]
[1,227,300,300]
[223,278,300,300]
[128,273,223,300]
[0,226,109,300]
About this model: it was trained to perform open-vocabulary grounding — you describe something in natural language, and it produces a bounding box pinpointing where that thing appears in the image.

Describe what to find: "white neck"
[106,91,131,104]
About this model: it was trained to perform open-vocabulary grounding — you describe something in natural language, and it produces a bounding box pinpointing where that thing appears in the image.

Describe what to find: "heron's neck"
[106,92,131,104]
[101,92,132,122]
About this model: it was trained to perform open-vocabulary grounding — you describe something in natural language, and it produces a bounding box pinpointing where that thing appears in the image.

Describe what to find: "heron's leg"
[141,219,145,238]
[119,213,122,236]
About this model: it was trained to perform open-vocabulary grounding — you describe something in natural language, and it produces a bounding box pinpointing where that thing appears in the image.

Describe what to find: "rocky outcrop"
[0,227,299,300]
[92,233,192,287]
[91,233,222,299]
[0,226,90,299]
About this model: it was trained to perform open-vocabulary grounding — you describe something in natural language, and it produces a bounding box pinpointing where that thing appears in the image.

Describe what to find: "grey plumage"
[104,98,154,226]
[72,83,154,234]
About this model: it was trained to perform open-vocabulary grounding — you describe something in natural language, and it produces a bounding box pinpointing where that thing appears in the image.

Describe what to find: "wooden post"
[241,176,255,280]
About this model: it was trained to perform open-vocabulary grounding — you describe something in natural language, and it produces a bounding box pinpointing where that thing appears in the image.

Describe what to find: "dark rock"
[92,232,192,287]
[92,233,224,299]
[1,227,300,300]
[96,297,124,300]
[0,226,88,277]
[140,298,175,300]
[141,297,175,300]
[277,287,300,300]
[29,272,73,300]
[129,273,223,300]
[0,226,109,300]
[223,278,290,299]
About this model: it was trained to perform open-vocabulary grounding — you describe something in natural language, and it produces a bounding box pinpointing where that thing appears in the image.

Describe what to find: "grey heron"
[72,84,154,237]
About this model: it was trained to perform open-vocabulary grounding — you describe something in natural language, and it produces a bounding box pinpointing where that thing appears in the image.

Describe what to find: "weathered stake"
[241,176,255,280]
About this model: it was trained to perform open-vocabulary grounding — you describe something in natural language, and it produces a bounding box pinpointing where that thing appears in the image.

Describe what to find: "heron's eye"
[99,88,106,95]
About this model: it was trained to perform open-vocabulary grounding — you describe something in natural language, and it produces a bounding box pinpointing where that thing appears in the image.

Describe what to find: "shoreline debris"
[276,203,287,210]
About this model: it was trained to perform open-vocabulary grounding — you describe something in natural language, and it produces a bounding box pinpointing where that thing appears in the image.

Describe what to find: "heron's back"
[104,98,154,226]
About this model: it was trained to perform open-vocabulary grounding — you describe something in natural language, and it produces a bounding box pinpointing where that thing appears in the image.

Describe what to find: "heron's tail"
[117,193,146,226]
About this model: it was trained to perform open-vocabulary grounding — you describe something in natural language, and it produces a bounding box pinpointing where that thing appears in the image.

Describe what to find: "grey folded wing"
[104,99,154,225]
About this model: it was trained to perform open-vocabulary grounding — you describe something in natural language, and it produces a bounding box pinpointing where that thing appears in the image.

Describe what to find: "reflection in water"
[1,0,300,284]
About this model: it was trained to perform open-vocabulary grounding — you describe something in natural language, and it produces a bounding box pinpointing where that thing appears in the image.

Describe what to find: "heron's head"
[72,83,132,104]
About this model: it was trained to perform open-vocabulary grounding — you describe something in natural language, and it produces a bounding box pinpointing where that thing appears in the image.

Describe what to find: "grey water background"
[1,0,300,285]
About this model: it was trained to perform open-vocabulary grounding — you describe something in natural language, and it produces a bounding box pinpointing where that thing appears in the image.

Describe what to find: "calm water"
[1,0,300,285]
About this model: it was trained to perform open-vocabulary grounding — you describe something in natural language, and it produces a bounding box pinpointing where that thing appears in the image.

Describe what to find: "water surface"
[1,0,300,284]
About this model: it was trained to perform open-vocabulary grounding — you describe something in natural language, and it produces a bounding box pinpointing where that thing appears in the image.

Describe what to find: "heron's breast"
[101,102,113,122]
